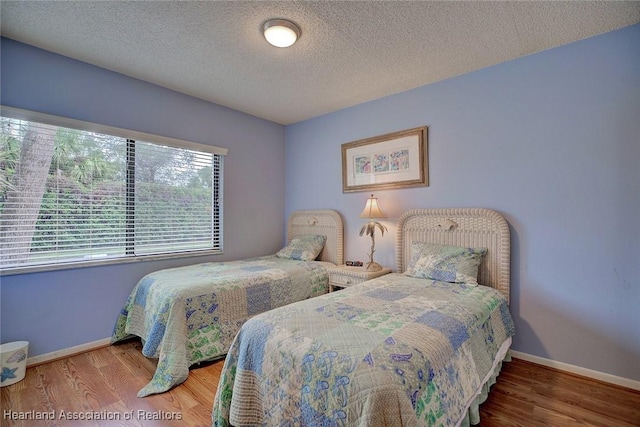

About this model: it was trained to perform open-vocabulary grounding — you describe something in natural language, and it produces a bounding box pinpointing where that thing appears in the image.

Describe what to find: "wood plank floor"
[2,339,639,427]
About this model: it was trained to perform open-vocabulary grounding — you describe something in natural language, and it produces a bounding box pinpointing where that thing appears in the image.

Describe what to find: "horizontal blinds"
[0,105,228,156]
[1,113,223,271]
[133,141,219,256]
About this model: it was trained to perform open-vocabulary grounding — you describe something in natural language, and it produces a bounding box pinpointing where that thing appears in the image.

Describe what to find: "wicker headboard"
[396,208,510,303]
[287,209,344,266]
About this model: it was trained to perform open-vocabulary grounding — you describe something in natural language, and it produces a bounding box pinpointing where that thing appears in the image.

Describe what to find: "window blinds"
[1,110,224,272]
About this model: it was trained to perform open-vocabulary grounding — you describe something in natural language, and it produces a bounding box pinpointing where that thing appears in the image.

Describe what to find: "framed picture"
[342,126,428,193]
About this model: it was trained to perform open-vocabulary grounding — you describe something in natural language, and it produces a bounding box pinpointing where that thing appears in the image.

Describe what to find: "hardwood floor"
[479,358,640,427]
[2,340,639,427]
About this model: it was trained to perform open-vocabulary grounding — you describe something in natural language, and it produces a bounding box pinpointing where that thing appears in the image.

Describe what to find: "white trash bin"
[1,341,29,387]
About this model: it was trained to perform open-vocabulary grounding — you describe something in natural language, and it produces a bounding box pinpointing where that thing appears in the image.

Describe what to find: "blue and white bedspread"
[212,273,515,427]
[111,256,332,397]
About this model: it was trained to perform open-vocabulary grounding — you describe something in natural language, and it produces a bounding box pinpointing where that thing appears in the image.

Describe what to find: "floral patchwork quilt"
[212,273,515,426]
[111,256,332,397]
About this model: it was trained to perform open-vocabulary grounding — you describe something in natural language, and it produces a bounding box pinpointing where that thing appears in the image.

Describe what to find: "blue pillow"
[275,235,327,261]
[404,242,486,285]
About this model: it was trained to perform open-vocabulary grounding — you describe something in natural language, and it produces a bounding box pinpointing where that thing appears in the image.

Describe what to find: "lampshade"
[360,194,386,219]
[263,19,300,48]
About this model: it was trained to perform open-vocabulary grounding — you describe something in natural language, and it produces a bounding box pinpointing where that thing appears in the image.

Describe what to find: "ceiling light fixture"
[263,19,300,48]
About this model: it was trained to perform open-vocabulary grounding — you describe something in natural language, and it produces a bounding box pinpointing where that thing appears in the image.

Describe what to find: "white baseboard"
[26,337,112,367]
[510,350,640,391]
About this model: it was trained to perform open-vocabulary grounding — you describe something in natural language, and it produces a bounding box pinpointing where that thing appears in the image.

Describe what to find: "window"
[0,107,226,274]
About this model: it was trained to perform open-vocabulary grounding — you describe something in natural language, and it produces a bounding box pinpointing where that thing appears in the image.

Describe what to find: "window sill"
[0,249,223,276]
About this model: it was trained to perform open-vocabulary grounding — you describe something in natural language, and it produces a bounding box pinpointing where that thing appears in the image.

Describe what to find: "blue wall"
[2,24,639,384]
[285,24,640,382]
[0,38,287,355]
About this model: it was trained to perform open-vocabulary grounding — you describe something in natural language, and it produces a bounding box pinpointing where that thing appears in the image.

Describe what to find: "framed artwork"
[342,126,428,193]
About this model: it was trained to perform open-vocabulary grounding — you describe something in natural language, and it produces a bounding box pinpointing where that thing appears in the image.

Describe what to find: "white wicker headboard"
[396,208,511,303]
[287,209,344,266]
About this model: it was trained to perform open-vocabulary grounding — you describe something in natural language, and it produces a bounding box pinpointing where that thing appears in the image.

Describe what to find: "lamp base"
[363,261,382,272]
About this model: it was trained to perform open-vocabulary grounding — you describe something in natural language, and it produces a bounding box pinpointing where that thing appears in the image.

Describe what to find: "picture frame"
[342,126,428,193]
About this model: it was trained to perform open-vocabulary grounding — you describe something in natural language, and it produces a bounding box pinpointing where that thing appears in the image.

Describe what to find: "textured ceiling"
[1,1,639,125]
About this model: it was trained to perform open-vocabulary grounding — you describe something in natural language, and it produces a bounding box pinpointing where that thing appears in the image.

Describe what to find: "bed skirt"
[459,338,512,427]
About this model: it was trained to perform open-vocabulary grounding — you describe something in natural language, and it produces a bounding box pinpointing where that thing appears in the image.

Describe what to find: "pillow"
[404,242,487,285]
[275,235,327,261]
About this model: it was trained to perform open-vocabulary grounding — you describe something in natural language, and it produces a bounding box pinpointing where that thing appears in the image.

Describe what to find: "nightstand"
[327,265,392,292]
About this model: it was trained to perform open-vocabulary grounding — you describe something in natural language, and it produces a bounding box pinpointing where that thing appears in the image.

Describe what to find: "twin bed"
[112,207,515,426]
[112,209,344,397]
[212,208,514,427]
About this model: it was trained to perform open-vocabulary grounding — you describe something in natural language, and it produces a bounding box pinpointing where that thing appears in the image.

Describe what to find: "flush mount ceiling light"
[263,19,300,48]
